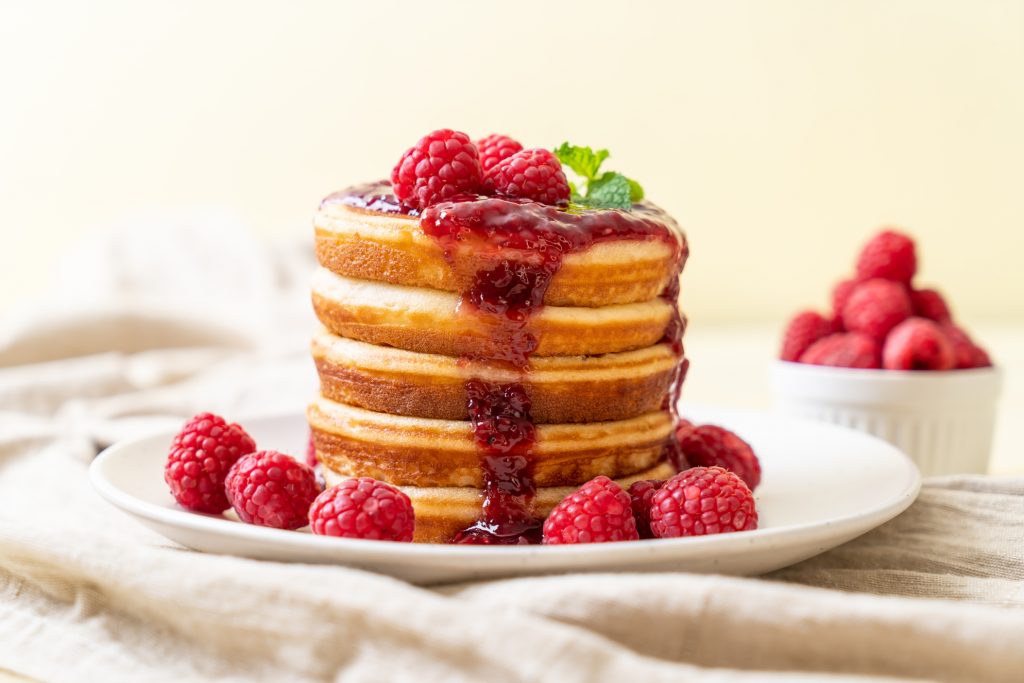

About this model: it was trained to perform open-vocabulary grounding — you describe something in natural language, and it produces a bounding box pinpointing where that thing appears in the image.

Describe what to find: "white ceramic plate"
[90,406,920,585]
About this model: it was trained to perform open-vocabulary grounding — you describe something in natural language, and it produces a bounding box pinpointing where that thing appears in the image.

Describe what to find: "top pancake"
[315,192,688,307]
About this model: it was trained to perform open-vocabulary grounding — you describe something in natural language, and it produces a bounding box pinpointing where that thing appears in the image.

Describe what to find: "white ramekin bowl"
[771,361,1002,476]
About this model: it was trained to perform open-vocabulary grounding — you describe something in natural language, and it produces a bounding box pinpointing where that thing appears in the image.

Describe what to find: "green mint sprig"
[553,142,644,210]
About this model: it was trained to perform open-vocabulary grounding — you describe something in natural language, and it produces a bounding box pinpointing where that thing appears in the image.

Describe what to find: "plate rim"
[90,406,921,566]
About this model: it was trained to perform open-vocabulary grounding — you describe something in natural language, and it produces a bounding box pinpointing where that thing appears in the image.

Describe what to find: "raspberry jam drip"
[421,197,686,370]
[421,196,684,254]
[450,380,542,545]
[419,196,687,544]
[322,181,417,216]
[658,274,690,472]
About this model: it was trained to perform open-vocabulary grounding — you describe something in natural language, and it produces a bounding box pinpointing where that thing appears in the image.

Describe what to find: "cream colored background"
[1,0,1022,323]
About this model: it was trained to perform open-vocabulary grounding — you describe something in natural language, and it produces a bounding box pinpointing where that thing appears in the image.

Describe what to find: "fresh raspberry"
[164,413,256,513]
[542,475,639,544]
[649,466,757,538]
[831,278,856,324]
[309,477,415,542]
[780,311,835,362]
[476,134,524,172]
[841,278,912,341]
[674,418,696,441]
[677,425,761,491]
[799,333,881,369]
[225,451,320,529]
[941,324,993,369]
[627,479,665,539]
[483,148,571,206]
[856,229,917,284]
[911,288,952,324]
[881,318,954,371]
[305,433,317,468]
[390,129,483,210]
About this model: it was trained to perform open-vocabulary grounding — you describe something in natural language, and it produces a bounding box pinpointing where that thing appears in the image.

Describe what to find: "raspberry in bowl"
[772,229,1001,476]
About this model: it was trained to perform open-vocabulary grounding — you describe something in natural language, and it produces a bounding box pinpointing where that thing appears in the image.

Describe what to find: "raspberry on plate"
[225,451,321,530]
[649,466,757,538]
[627,479,665,539]
[476,134,523,172]
[164,412,256,514]
[309,477,415,542]
[856,229,917,284]
[911,288,953,324]
[841,278,912,341]
[799,332,881,369]
[941,324,993,369]
[780,310,835,362]
[391,128,483,210]
[482,148,571,206]
[674,418,696,441]
[677,424,761,491]
[542,475,639,544]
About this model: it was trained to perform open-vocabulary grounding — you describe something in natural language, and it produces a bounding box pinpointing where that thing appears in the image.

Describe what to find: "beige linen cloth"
[1,214,1022,683]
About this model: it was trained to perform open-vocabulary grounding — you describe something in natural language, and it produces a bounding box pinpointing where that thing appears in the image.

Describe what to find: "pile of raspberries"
[390,128,570,210]
[165,413,761,545]
[780,229,992,371]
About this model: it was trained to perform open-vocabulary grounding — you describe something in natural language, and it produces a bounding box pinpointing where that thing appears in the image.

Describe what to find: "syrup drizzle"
[336,184,689,543]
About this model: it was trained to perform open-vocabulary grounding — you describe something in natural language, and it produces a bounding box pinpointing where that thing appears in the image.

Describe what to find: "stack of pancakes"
[308,184,688,543]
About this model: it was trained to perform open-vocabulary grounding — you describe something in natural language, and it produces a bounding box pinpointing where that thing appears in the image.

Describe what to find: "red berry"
[306,433,317,468]
[476,134,524,173]
[483,148,570,206]
[627,479,665,539]
[390,129,483,210]
[650,466,757,538]
[941,324,993,369]
[309,477,415,542]
[677,425,761,491]
[831,279,856,325]
[911,288,952,324]
[225,451,320,529]
[164,413,256,513]
[882,318,955,371]
[856,229,917,284]
[841,279,912,341]
[542,475,639,544]
[799,333,881,369]
[675,418,696,441]
[780,311,834,362]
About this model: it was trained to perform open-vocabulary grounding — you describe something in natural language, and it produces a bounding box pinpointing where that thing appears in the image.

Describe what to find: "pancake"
[311,331,679,423]
[315,198,686,307]
[308,395,674,488]
[312,267,674,358]
[322,461,676,543]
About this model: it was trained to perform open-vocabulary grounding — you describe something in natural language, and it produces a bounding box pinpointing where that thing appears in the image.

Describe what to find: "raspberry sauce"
[322,181,417,216]
[335,184,688,544]
[450,380,542,545]
[658,274,691,471]
[421,196,685,543]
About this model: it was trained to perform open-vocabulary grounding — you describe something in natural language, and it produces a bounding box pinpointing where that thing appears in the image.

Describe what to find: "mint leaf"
[567,179,581,203]
[554,142,609,181]
[627,178,644,202]
[586,172,632,210]
[554,141,643,209]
